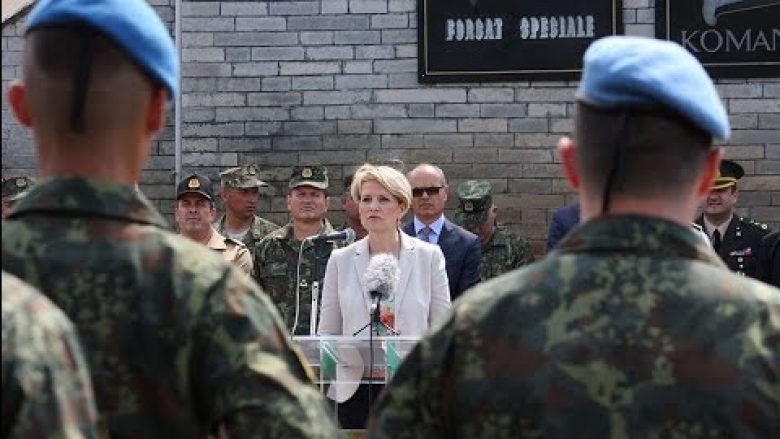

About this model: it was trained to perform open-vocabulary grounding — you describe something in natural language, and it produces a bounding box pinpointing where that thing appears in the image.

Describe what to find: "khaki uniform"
[214,214,279,255]
[207,228,253,276]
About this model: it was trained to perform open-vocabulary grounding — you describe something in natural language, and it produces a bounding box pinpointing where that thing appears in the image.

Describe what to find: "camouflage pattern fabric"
[480,226,535,281]
[253,220,338,336]
[2,270,99,439]
[2,177,339,438]
[215,213,279,255]
[368,215,780,438]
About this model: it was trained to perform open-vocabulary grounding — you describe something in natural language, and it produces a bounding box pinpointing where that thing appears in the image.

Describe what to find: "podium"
[292,335,419,422]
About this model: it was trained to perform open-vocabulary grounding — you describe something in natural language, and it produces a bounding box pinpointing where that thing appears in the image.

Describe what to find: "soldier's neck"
[224,212,252,233]
[293,219,324,241]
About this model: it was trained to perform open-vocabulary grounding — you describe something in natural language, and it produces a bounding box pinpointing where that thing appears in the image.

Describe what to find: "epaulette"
[740,217,769,231]
[224,236,246,247]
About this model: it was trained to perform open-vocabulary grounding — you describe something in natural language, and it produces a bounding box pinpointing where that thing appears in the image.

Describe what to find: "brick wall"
[3,0,779,254]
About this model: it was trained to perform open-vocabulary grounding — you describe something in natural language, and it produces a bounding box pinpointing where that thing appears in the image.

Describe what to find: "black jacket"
[756,230,780,288]
[696,214,771,279]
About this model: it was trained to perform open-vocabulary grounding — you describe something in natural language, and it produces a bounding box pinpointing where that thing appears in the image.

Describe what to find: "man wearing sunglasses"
[402,164,482,301]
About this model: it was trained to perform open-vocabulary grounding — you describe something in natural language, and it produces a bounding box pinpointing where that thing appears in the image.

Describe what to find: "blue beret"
[577,36,729,142]
[26,0,178,100]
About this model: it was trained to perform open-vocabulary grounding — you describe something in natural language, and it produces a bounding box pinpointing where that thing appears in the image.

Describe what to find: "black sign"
[418,0,623,82]
[656,0,780,78]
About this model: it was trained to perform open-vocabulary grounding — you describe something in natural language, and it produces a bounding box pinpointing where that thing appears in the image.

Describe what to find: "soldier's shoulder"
[737,217,771,236]
[2,272,74,338]
[253,215,279,229]
[224,236,247,247]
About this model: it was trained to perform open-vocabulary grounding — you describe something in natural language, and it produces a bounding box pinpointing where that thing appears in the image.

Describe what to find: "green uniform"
[2,177,338,438]
[214,213,279,253]
[253,220,338,335]
[2,270,99,439]
[480,226,534,280]
[369,216,780,438]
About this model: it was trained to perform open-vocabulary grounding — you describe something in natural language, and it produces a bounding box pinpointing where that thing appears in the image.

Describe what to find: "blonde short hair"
[350,164,412,215]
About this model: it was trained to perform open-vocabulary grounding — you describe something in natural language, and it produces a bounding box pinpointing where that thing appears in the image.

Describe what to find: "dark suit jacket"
[756,230,779,288]
[403,218,482,301]
[695,214,770,279]
[547,203,580,251]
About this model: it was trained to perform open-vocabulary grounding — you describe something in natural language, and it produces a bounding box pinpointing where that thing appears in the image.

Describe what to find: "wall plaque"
[656,0,780,78]
[418,0,623,82]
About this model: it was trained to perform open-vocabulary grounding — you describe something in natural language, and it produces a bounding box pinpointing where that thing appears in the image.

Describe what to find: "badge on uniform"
[301,168,313,178]
[464,201,474,212]
[15,178,27,188]
[729,247,752,257]
[188,177,200,189]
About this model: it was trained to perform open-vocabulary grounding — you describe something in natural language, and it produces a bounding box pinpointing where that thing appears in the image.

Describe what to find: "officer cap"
[176,174,215,202]
[220,164,269,189]
[289,166,329,190]
[711,159,744,190]
[577,36,729,142]
[2,176,36,202]
[26,0,179,100]
[453,180,493,227]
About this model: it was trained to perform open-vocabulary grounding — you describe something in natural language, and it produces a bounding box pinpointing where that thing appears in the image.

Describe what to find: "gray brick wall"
[2,0,779,254]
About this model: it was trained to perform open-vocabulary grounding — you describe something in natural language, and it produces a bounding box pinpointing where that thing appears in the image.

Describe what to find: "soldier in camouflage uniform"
[2,271,99,438]
[453,180,534,280]
[215,164,279,257]
[175,174,254,276]
[369,37,779,437]
[2,0,338,436]
[254,166,339,336]
[2,176,35,219]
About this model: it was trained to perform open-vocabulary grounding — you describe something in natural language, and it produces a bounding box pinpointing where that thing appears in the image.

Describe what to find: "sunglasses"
[412,186,443,197]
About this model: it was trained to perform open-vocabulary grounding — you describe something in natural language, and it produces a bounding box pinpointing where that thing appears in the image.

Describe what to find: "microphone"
[311,228,356,244]
[364,253,399,317]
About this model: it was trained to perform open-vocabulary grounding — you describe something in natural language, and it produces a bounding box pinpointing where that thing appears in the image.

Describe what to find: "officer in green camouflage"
[254,166,340,336]
[369,37,779,437]
[454,180,534,280]
[215,164,279,256]
[2,0,338,436]
[2,176,35,219]
[2,270,99,438]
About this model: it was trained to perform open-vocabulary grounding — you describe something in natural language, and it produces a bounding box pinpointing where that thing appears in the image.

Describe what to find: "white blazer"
[318,231,451,337]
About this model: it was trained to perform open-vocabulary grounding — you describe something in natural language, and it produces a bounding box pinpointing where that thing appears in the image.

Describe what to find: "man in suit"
[403,163,482,300]
[696,159,771,278]
[546,202,580,251]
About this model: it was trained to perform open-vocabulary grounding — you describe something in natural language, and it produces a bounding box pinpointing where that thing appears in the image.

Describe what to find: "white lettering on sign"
[519,16,595,39]
[445,18,504,41]
[681,28,779,52]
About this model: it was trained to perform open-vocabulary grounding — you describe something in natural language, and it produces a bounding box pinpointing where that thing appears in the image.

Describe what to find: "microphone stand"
[310,240,331,335]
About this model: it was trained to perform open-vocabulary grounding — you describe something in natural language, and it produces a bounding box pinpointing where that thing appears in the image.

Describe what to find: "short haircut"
[574,102,712,199]
[351,164,412,215]
[408,163,447,186]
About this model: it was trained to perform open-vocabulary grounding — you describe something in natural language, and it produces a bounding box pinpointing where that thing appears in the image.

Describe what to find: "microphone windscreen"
[365,253,399,300]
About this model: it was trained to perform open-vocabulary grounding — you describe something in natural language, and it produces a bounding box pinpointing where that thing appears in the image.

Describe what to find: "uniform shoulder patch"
[225,236,246,246]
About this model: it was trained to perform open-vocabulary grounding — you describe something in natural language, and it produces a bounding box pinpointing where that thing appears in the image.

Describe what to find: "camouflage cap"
[176,173,215,201]
[453,180,493,227]
[2,176,36,202]
[219,164,269,189]
[711,159,744,190]
[289,165,328,190]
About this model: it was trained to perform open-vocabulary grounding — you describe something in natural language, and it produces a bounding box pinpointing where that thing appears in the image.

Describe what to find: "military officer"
[368,37,779,437]
[696,159,771,278]
[2,176,35,218]
[253,165,340,335]
[175,173,253,276]
[453,180,534,280]
[2,271,99,438]
[214,164,279,256]
[2,0,338,435]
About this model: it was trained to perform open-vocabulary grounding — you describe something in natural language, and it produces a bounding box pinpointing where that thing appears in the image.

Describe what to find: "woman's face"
[359,180,404,234]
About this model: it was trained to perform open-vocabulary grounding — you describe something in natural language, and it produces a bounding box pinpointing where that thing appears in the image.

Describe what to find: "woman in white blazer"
[318,164,451,429]
[318,164,451,338]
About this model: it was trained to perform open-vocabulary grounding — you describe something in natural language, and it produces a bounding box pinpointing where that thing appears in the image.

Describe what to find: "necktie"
[712,229,722,253]
[419,226,432,243]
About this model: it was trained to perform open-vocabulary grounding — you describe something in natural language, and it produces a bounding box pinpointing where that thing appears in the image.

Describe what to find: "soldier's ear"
[8,81,32,127]
[696,147,723,197]
[558,137,580,190]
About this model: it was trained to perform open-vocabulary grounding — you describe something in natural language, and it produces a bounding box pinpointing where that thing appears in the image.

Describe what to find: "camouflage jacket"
[2,271,99,439]
[481,226,534,281]
[369,215,780,438]
[214,214,279,255]
[253,220,338,336]
[2,177,338,438]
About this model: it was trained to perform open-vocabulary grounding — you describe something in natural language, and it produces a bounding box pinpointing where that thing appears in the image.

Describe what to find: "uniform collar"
[206,228,228,250]
[702,214,733,239]
[8,176,168,228]
[557,214,725,267]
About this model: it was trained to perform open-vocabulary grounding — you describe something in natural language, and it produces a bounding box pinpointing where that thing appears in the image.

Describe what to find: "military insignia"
[15,178,26,188]
[301,167,313,178]
[729,247,752,257]
[761,223,768,230]
[187,177,200,189]
[464,201,474,212]
[247,164,257,175]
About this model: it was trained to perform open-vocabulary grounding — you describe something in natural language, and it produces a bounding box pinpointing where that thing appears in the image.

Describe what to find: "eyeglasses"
[412,186,443,197]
